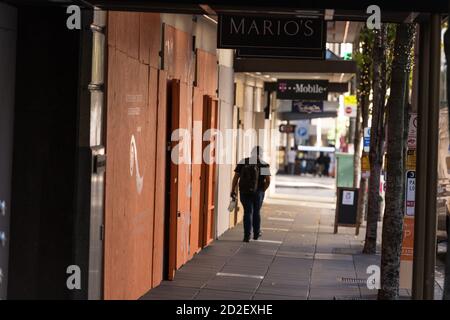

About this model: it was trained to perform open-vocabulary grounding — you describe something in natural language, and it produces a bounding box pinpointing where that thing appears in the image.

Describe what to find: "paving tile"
[140,201,443,301]
[205,276,263,293]
[195,289,253,300]
[220,264,269,275]
[140,285,199,300]
[253,293,307,300]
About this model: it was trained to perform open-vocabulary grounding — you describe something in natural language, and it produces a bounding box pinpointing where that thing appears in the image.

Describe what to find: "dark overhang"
[278,111,338,120]
[5,1,448,16]
[234,59,357,74]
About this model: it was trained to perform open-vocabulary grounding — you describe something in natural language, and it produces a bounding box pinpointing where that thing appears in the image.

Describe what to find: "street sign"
[407,113,417,149]
[361,154,370,178]
[295,125,309,139]
[406,149,416,170]
[277,79,328,100]
[279,124,295,133]
[405,170,416,217]
[363,127,370,153]
[343,95,357,117]
[218,15,326,51]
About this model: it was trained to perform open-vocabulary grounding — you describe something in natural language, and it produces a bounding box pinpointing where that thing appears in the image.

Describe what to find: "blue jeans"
[240,191,265,237]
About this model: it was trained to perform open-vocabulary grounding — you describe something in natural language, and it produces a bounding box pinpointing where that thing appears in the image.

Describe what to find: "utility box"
[335,153,354,188]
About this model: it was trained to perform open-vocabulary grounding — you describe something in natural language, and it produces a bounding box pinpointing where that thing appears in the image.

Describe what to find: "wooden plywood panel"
[107,11,117,48]
[168,80,192,279]
[200,96,219,247]
[104,49,156,300]
[163,24,193,84]
[196,49,218,97]
[152,69,167,288]
[190,87,203,255]
[206,53,218,97]
[139,13,161,68]
[115,11,140,59]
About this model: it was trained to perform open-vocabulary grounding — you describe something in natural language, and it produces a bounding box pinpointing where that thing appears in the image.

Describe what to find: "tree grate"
[338,277,367,285]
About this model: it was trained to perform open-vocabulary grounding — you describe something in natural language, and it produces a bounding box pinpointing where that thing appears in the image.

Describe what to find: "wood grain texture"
[190,87,203,255]
[200,96,219,247]
[163,24,194,84]
[104,12,161,299]
[196,49,218,97]
[139,13,161,68]
[168,80,192,279]
[152,69,168,287]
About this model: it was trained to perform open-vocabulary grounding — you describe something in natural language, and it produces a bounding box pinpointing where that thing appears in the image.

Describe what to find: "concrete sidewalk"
[141,201,444,300]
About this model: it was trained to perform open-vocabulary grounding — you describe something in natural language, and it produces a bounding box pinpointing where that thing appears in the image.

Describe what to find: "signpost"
[277,79,328,100]
[343,95,357,117]
[361,154,370,179]
[400,113,417,289]
[363,127,371,153]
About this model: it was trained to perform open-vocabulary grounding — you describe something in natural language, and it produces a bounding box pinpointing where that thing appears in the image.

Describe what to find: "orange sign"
[401,217,414,261]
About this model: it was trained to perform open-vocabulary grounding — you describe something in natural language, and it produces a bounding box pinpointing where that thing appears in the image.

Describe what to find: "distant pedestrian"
[315,152,326,177]
[230,146,271,242]
[323,153,331,177]
[287,147,297,175]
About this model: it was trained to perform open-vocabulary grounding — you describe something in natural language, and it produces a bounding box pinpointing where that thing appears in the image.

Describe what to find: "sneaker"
[253,232,262,240]
[243,235,250,242]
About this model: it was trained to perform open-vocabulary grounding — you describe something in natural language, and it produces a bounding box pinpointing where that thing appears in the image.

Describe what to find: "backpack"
[239,160,260,193]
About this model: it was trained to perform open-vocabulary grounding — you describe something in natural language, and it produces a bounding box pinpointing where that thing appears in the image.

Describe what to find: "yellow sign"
[344,95,357,117]
[344,95,357,106]
[361,154,370,171]
[406,149,416,170]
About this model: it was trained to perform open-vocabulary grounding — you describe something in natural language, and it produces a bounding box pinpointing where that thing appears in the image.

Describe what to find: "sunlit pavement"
[274,174,336,203]
[140,197,445,300]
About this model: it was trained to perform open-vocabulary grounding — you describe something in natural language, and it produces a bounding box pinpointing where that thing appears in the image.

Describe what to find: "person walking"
[230,146,271,242]
[287,147,297,175]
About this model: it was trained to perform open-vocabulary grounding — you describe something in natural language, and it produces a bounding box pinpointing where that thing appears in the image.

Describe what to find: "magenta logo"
[278,82,287,92]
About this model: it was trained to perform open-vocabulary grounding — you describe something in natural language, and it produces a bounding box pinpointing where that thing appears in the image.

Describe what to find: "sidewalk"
[141,201,444,300]
[274,174,336,203]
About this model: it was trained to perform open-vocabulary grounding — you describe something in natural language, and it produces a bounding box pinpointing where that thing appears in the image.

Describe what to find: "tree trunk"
[378,23,415,300]
[355,29,373,221]
[354,77,362,188]
[443,24,450,301]
[364,26,387,254]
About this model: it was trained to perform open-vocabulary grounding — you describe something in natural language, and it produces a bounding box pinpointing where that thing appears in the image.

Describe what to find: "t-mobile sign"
[277,79,328,100]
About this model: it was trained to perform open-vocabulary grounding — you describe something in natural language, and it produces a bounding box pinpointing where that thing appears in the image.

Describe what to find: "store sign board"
[218,15,326,51]
[277,79,328,100]
[292,101,323,113]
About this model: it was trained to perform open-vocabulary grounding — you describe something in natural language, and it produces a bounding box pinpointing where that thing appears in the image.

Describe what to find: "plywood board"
[200,96,219,247]
[168,80,192,279]
[152,69,167,288]
[104,49,156,300]
[163,24,194,84]
[115,11,140,60]
[139,13,161,68]
[196,49,218,97]
[190,87,203,255]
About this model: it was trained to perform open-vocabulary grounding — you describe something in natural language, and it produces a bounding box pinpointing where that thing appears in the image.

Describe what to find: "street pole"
[412,20,430,300]
[423,13,441,300]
